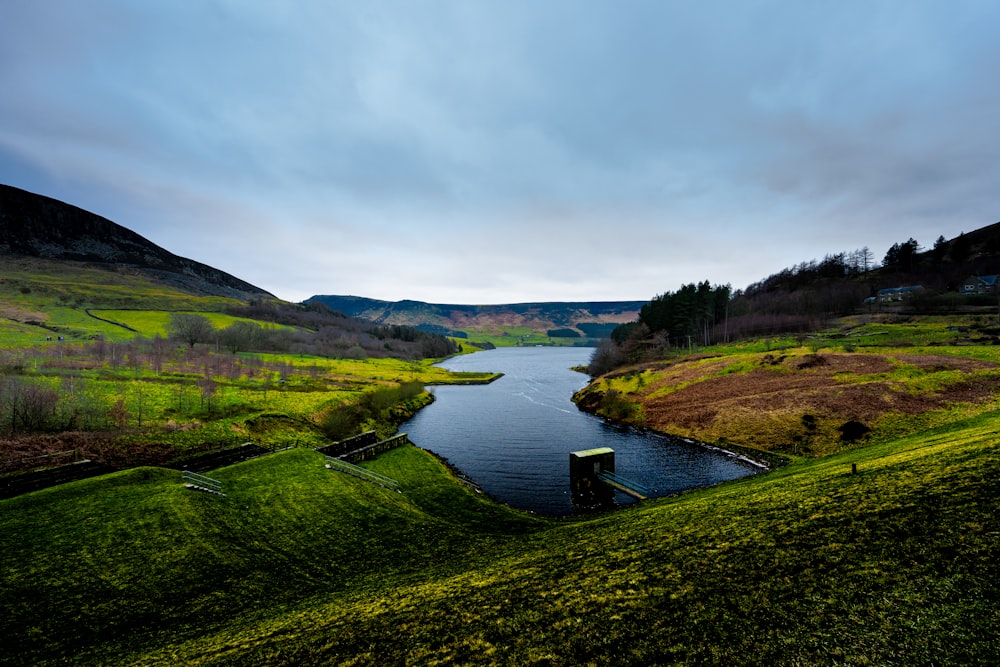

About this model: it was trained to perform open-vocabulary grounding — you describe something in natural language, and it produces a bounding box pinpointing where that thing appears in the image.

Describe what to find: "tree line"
[173,305,457,360]
[591,229,1000,375]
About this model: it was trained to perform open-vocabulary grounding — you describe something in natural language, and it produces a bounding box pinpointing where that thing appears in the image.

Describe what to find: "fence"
[167,442,272,473]
[339,433,409,463]
[315,431,379,458]
[0,460,117,499]
[596,470,649,500]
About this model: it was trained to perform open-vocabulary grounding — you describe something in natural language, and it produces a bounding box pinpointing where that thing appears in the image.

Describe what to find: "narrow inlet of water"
[400,346,761,516]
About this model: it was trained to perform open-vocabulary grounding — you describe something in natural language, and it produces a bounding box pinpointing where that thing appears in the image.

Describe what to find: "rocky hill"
[306,294,646,337]
[0,184,273,300]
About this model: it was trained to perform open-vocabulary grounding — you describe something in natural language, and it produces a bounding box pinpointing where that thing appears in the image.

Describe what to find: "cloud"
[3,1,1000,304]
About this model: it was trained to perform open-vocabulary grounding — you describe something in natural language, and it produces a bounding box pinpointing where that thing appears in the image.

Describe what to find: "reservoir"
[400,346,761,516]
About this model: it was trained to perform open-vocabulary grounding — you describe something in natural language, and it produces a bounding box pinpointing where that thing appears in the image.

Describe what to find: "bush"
[321,382,425,441]
[838,420,871,443]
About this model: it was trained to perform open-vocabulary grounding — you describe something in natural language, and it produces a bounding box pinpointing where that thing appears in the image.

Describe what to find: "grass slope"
[3,415,999,665]
[0,256,244,342]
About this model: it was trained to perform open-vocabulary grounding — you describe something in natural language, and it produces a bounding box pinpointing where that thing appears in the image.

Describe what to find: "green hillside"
[0,256,246,342]
[0,253,478,474]
[2,413,998,665]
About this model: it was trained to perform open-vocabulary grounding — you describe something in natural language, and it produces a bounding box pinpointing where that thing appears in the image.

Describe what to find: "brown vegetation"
[579,351,1000,457]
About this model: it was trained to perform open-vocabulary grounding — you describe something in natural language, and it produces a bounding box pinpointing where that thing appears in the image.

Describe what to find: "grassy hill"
[0,191,476,477]
[0,255,249,342]
[1,406,998,665]
[0,184,272,301]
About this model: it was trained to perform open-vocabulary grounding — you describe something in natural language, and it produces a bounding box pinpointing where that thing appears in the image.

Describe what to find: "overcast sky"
[3,1,1000,304]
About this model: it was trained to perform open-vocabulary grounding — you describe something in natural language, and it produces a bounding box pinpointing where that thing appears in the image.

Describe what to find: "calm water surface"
[400,346,761,516]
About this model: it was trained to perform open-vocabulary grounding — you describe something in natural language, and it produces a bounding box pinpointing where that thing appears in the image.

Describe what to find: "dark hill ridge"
[307,294,646,335]
[0,184,273,300]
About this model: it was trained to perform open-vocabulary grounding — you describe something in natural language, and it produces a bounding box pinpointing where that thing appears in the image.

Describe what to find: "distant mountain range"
[306,294,646,338]
[0,184,273,300]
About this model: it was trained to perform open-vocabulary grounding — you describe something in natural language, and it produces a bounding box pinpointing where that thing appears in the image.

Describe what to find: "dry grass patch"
[584,349,1000,455]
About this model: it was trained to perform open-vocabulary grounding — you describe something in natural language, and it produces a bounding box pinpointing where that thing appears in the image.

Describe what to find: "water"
[400,346,762,516]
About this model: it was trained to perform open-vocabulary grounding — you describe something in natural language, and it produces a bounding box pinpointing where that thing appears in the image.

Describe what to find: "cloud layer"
[3,1,1000,303]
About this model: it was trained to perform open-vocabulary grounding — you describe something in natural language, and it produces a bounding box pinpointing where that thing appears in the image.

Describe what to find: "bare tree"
[150,334,168,374]
[167,313,215,348]
[219,321,263,354]
[108,399,129,430]
[0,375,59,434]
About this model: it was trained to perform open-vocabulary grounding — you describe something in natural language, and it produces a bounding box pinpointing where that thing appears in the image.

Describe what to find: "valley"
[1,186,999,664]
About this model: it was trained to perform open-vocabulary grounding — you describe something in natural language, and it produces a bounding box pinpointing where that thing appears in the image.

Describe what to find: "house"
[961,275,998,295]
[876,285,924,303]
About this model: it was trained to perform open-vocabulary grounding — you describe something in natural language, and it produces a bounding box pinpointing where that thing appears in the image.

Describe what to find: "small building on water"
[569,447,616,507]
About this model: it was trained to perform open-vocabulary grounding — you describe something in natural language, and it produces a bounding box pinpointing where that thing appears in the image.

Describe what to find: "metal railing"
[324,456,401,492]
[596,470,649,500]
[181,470,225,496]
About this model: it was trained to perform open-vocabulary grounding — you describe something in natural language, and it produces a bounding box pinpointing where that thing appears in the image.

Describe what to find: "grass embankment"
[1,411,998,665]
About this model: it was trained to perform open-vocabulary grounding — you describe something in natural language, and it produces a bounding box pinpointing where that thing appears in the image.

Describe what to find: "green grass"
[2,411,999,665]
[0,337,497,468]
[0,257,244,343]
[89,310,298,338]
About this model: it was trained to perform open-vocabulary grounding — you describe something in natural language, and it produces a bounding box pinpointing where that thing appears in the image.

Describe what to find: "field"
[457,325,597,348]
[0,341,498,472]
[0,256,243,342]
[88,309,298,338]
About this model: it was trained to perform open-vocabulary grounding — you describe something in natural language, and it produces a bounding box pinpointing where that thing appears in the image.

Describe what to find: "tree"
[883,238,920,272]
[950,232,971,264]
[588,338,624,376]
[637,281,731,348]
[167,313,214,348]
[932,235,948,263]
[0,375,59,434]
[108,399,129,430]
[858,246,875,273]
[219,321,262,354]
[150,334,169,374]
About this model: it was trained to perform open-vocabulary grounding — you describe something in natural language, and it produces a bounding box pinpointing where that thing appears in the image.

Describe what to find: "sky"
[3,1,1000,305]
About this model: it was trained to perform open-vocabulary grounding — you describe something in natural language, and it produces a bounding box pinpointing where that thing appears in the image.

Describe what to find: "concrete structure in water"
[569,447,616,506]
